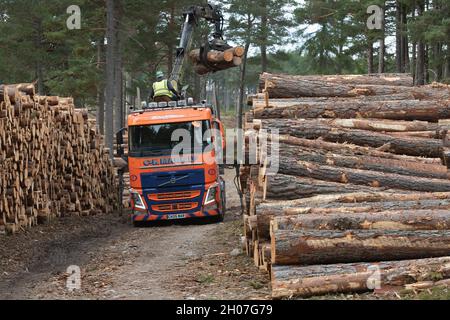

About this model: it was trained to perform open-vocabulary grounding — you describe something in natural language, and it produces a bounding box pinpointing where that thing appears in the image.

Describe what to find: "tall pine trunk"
[114,0,123,132]
[378,3,385,74]
[395,0,402,72]
[96,38,105,134]
[402,6,409,73]
[367,41,374,74]
[105,0,116,155]
[416,1,426,85]
[167,3,176,73]
[260,0,268,72]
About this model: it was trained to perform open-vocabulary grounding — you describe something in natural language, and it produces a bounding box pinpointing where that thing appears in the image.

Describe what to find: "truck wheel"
[217,188,226,222]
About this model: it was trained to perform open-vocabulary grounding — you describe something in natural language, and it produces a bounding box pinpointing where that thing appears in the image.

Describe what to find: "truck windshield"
[129,120,212,157]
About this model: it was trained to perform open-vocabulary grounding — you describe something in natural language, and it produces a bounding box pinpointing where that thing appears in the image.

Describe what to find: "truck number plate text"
[167,214,186,220]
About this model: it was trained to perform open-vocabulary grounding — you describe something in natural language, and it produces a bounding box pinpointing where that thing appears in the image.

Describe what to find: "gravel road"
[0,170,270,300]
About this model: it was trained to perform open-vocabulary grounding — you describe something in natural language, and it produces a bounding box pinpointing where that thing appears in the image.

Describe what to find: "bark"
[260,72,414,88]
[271,257,450,299]
[255,201,450,241]
[237,42,250,131]
[259,191,450,211]
[189,47,244,75]
[261,74,449,99]
[251,94,420,108]
[260,0,268,72]
[189,48,237,64]
[416,2,426,85]
[367,43,374,74]
[378,3,385,73]
[96,38,105,134]
[271,229,450,265]
[266,175,394,200]
[395,0,402,73]
[254,100,450,121]
[104,0,116,156]
[277,159,450,192]
[263,119,444,157]
[114,1,123,132]
[275,135,443,165]
[265,118,439,133]
[278,144,449,180]
[272,210,450,233]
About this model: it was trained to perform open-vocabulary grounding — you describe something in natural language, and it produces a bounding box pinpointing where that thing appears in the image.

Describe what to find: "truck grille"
[148,191,201,201]
[152,203,198,212]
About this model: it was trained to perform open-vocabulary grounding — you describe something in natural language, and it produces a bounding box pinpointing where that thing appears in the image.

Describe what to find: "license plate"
[167,214,186,220]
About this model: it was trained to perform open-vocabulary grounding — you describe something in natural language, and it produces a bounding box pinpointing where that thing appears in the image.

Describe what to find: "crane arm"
[169,4,225,84]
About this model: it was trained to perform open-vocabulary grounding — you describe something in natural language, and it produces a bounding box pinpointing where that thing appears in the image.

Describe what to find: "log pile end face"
[0,84,119,234]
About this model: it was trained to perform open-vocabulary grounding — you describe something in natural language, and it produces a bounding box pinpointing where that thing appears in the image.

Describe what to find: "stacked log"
[189,47,245,75]
[113,132,130,209]
[241,73,450,299]
[0,83,118,234]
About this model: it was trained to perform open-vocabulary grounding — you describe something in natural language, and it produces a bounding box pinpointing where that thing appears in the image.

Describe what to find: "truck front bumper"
[132,208,221,222]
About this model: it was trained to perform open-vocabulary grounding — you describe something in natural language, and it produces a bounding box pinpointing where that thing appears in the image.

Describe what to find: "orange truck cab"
[125,100,226,224]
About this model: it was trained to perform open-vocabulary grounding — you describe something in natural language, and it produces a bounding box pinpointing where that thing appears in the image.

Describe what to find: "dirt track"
[0,170,270,300]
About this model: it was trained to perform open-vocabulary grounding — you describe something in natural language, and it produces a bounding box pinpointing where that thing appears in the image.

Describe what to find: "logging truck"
[116,3,239,224]
[125,100,227,224]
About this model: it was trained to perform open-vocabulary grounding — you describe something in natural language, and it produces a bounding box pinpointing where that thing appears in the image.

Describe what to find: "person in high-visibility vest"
[149,71,180,103]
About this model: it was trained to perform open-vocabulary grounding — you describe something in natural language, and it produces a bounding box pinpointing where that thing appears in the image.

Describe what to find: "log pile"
[0,83,118,234]
[241,73,450,299]
[113,133,131,209]
[189,47,245,75]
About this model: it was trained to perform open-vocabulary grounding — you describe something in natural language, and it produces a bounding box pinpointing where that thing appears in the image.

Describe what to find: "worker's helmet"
[156,71,165,81]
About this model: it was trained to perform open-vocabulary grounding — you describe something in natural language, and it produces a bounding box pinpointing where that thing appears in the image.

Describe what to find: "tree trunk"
[96,38,105,134]
[167,3,175,73]
[271,257,450,299]
[272,210,450,233]
[271,229,450,265]
[238,42,251,131]
[278,143,448,179]
[416,1,426,85]
[277,159,450,191]
[105,0,116,155]
[260,74,449,99]
[33,19,45,95]
[262,119,444,157]
[402,6,409,73]
[275,135,442,165]
[395,0,402,72]
[367,42,374,74]
[259,116,440,135]
[114,0,123,132]
[378,3,385,73]
[260,0,268,72]
[259,191,450,211]
[254,100,450,121]
[261,72,414,87]
[254,200,450,240]
[265,174,395,200]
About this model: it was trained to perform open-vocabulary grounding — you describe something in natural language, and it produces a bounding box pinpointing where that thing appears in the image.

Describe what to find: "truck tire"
[218,181,227,222]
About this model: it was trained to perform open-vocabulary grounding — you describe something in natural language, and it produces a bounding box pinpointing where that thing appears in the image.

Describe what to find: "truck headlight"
[131,190,146,210]
[204,185,218,205]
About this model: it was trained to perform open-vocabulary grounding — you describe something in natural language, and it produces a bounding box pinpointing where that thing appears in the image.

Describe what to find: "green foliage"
[0,0,448,109]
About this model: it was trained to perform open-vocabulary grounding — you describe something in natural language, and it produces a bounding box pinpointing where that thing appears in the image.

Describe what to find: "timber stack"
[189,46,245,75]
[113,132,131,209]
[0,83,118,234]
[242,72,450,299]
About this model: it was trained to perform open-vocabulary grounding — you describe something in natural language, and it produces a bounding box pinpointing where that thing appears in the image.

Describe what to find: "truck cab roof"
[128,107,213,127]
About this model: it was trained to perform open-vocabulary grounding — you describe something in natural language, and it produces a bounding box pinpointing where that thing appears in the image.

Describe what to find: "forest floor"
[0,169,270,300]
[1,168,448,300]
